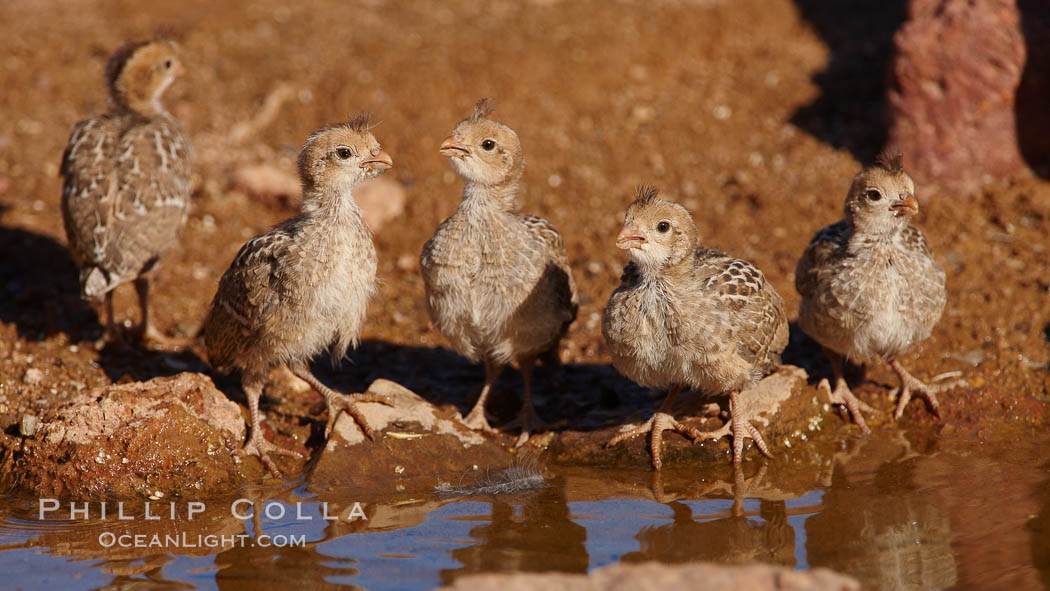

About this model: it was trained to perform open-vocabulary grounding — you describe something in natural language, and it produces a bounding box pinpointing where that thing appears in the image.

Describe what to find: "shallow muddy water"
[1,431,1047,590]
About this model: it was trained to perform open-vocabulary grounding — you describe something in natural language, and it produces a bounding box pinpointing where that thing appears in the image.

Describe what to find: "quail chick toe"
[462,404,499,435]
[323,392,394,440]
[696,390,774,466]
[503,403,550,448]
[238,431,304,479]
[606,410,702,470]
[889,359,966,419]
[818,378,875,434]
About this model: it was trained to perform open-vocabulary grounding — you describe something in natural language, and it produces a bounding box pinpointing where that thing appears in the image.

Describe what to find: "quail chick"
[420,99,578,447]
[61,39,192,347]
[603,186,789,468]
[796,153,959,427]
[204,115,393,476]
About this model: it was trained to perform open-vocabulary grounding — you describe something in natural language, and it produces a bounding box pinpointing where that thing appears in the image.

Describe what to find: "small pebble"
[20,414,38,437]
[22,368,44,385]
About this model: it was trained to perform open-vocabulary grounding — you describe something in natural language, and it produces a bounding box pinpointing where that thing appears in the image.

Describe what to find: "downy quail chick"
[204,115,393,476]
[603,186,789,468]
[60,39,192,346]
[420,99,578,447]
[796,153,959,428]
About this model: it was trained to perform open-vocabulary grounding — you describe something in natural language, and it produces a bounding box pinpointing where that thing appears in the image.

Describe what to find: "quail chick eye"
[866,189,882,201]
[656,221,671,233]
[481,139,496,151]
[163,59,173,69]
[336,147,353,160]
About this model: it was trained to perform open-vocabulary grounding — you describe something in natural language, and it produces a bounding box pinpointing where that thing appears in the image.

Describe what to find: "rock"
[22,367,44,385]
[0,373,249,499]
[887,0,1026,195]
[354,177,406,232]
[231,164,301,201]
[549,365,829,467]
[438,561,859,591]
[309,379,512,498]
[396,253,418,272]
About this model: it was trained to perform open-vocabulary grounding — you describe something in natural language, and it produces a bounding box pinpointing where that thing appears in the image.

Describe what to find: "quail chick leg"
[503,356,550,447]
[463,361,503,434]
[606,385,702,470]
[238,379,302,478]
[288,362,390,439]
[889,358,964,419]
[94,291,122,349]
[699,390,774,466]
[822,348,875,433]
[133,277,192,347]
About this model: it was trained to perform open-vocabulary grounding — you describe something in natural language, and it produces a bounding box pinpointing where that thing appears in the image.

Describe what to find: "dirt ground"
[0,0,1048,468]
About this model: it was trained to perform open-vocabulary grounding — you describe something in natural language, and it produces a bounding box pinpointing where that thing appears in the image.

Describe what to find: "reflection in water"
[441,480,588,586]
[806,457,957,590]
[621,500,795,567]
[216,541,360,591]
[1030,461,1050,589]
[215,497,367,590]
[2,435,1050,589]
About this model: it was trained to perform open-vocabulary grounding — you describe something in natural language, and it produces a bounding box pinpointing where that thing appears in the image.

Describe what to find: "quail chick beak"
[891,193,919,217]
[172,61,186,77]
[616,226,646,250]
[361,150,393,172]
[439,136,470,158]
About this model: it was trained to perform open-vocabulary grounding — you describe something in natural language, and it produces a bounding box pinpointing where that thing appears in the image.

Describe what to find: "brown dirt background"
[1,0,1048,453]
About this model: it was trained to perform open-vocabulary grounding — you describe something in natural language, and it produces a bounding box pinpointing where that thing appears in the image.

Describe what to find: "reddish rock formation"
[887,0,1027,196]
[0,373,249,499]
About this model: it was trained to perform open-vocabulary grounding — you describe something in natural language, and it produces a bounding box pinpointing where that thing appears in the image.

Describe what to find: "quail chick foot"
[502,359,550,447]
[821,348,875,433]
[133,277,192,348]
[239,426,302,479]
[504,402,550,448]
[462,362,502,434]
[605,386,701,470]
[322,392,392,439]
[240,381,303,478]
[463,404,497,434]
[889,359,965,419]
[289,364,391,438]
[825,378,876,434]
[699,390,774,466]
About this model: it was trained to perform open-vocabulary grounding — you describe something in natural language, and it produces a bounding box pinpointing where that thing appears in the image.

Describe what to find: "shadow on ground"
[0,223,100,343]
[306,339,648,434]
[790,0,908,163]
[1017,1,1050,178]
